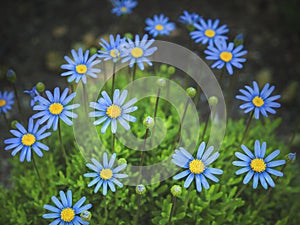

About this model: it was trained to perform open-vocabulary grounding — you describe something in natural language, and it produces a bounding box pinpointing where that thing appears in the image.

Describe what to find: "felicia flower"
[111,0,137,16]
[84,152,128,195]
[89,89,137,133]
[24,86,40,107]
[236,81,281,119]
[145,14,176,37]
[61,48,101,84]
[172,142,223,192]
[43,190,92,225]
[121,34,157,70]
[0,91,14,114]
[204,39,248,75]
[233,140,286,189]
[190,18,228,46]
[32,87,80,131]
[4,118,51,162]
[98,34,126,63]
[178,10,201,25]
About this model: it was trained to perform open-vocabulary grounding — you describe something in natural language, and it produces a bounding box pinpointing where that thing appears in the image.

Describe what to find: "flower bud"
[186,87,196,98]
[89,47,98,55]
[80,211,92,221]
[11,120,19,129]
[287,153,296,162]
[167,66,176,75]
[6,69,16,83]
[36,82,45,93]
[156,78,166,87]
[124,33,133,40]
[208,96,218,106]
[171,185,182,197]
[143,116,154,128]
[160,64,168,72]
[118,158,127,165]
[136,184,146,195]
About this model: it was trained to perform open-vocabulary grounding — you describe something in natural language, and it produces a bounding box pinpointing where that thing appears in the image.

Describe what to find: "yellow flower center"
[21,134,36,146]
[120,6,127,12]
[204,29,215,38]
[155,24,164,31]
[131,47,144,58]
[189,159,205,174]
[60,208,75,222]
[75,64,88,74]
[252,96,264,107]
[0,99,6,107]
[250,158,266,173]
[106,104,122,119]
[110,49,119,58]
[49,103,64,115]
[219,51,233,62]
[100,168,113,180]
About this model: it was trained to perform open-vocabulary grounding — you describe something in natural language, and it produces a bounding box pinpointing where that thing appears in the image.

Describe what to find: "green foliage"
[1,69,300,225]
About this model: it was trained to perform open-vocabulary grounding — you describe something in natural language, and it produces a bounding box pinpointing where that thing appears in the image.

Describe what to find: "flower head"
[89,89,138,134]
[204,39,248,75]
[98,34,126,63]
[145,14,176,37]
[84,153,128,195]
[236,81,281,119]
[4,118,51,162]
[190,18,228,46]
[233,140,286,189]
[32,87,80,131]
[43,190,92,224]
[172,142,223,192]
[178,11,201,25]
[0,91,14,114]
[61,48,101,84]
[111,0,137,16]
[121,34,157,70]
[170,185,182,196]
[24,86,40,107]
[136,184,146,195]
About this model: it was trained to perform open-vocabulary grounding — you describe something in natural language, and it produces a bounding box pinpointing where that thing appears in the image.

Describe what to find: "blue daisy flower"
[190,18,229,46]
[84,152,128,195]
[24,86,40,107]
[32,87,80,131]
[4,117,51,162]
[111,0,137,16]
[0,90,14,114]
[98,34,126,63]
[89,89,138,134]
[178,10,201,25]
[236,81,281,119]
[204,39,248,75]
[61,48,101,84]
[43,190,92,225]
[172,142,223,192]
[121,34,157,70]
[145,14,176,37]
[233,140,286,189]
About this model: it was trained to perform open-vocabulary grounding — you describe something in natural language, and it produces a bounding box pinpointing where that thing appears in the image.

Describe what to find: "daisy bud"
[167,66,176,75]
[11,120,19,129]
[118,158,127,165]
[171,185,182,197]
[36,82,45,93]
[136,184,146,195]
[143,116,154,128]
[124,32,133,40]
[160,64,168,72]
[208,96,218,106]
[6,69,16,83]
[287,153,296,162]
[89,47,98,55]
[156,78,166,87]
[80,211,92,221]
[186,87,196,98]
[234,33,244,47]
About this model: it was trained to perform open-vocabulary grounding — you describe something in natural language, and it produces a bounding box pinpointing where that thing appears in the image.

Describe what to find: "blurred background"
[0,0,299,181]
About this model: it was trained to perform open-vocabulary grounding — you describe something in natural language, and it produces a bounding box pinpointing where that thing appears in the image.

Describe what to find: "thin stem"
[104,196,108,224]
[193,85,201,108]
[58,120,68,165]
[32,154,43,188]
[103,61,107,82]
[184,186,192,210]
[82,83,88,114]
[131,63,137,83]
[225,76,234,114]
[2,113,10,129]
[219,67,225,87]
[112,133,115,153]
[234,184,247,199]
[111,62,116,97]
[134,195,142,225]
[139,128,149,167]
[13,85,22,114]
[151,88,161,145]
[201,111,210,141]
[167,196,177,225]
[240,110,254,145]
[174,99,190,147]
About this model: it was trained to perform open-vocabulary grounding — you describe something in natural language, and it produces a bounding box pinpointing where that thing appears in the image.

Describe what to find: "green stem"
[167,196,177,225]
[240,111,254,145]
[82,83,88,114]
[175,99,190,147]
[151,88,161,145]
[13,85,22,114]
[201,111,210,141]
[134,195,142,225]
[111,62,116,97]
[139,128,149,167]
[184,186,192,210]
[58,120,68,165]
[234,184,247,199]
[2,113,10,129]
[104,196,108,224]
[112,133,115,153]
[32,154,43,189]
[131,63,137,83]
[193,85,201,108]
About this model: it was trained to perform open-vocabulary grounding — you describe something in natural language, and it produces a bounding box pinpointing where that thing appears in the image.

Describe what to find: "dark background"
[0,0,300,178]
